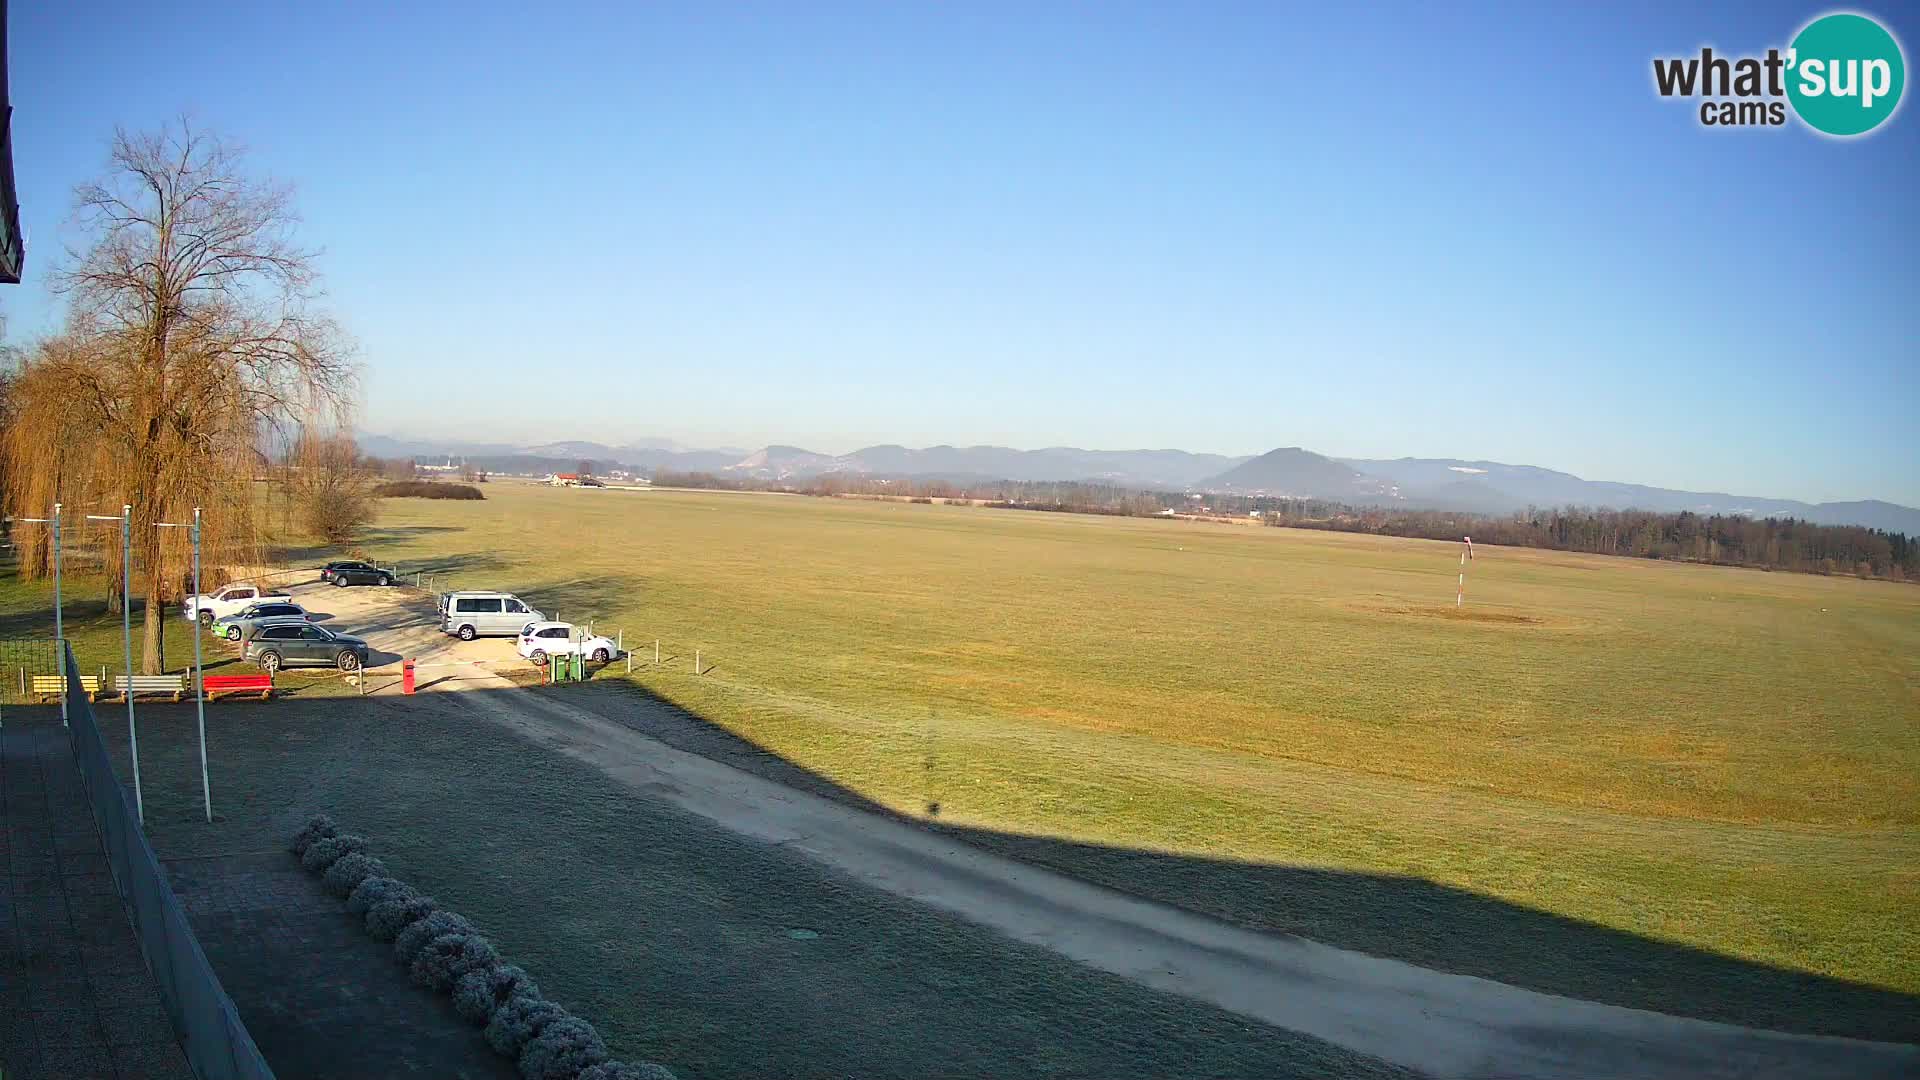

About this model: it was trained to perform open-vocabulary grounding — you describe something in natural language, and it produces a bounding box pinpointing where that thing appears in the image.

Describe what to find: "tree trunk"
[142,590,166,675]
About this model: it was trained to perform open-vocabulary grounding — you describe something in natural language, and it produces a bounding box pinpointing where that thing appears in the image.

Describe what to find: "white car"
[182,583,295,626]
[516,621,617,666]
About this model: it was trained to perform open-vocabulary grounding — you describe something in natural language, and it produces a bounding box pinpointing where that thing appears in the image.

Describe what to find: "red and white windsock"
[1457,536,1473,606]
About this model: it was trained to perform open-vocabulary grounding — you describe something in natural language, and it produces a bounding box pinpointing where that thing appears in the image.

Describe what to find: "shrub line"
[289,814,676,1080]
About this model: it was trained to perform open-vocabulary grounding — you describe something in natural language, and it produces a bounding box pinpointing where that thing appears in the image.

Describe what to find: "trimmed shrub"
[579,1064,677,1080]
[411,933,498,992]
[519,1015,609,1080]
[288,814,338,856]
[346,875,407,916]
[485,994,565,1060]
[321,853,387,898]
[372,480,485,500]
[394,911,477,966]
[300,834,368,873]
[454,964,540,1025]
[366,891,437,942]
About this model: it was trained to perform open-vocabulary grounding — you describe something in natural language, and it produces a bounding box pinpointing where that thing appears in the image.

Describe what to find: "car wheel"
[379,574,392,586]
[197,610,213,627]
[333,576,349,587]
[226,627,241,641]
[530,650,548,667]
[259,652,282,674]
[458,625,476,642]
[337,651,360,672]
[592,648,610,663]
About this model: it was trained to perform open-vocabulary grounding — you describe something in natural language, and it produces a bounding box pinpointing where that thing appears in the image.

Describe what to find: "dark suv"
[321,560,392,587]
[244,623,370,672]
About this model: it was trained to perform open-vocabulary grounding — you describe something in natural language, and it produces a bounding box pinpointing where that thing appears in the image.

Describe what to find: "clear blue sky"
[6,2,1916,504]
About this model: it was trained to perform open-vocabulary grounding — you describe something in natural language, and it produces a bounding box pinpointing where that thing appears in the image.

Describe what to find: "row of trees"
[1264,504,1919,581]
[652,469,1918,582]
[0,122,358,672]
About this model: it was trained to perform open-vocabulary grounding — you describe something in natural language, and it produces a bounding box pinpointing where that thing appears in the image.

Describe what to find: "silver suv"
[439,591,543,640]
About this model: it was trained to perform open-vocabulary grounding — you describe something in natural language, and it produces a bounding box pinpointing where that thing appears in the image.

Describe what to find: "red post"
[402,659,416,695]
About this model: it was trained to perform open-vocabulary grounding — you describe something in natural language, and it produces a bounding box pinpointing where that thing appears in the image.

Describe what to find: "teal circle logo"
[1787,13,1906,136]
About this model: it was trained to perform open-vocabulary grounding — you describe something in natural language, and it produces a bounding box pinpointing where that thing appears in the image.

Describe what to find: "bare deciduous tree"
[290,432,377,544]
[3,121,355,672]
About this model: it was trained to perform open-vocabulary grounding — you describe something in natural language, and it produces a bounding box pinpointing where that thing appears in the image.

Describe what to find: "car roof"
[524,621,572,631]
[445,590,518,598]
[241,602,303,611]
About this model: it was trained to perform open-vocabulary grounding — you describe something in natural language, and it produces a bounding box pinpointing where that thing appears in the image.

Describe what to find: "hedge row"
[290,815,674,1080]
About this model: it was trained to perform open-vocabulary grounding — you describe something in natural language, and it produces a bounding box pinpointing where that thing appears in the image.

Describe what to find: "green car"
[210,601,310,642]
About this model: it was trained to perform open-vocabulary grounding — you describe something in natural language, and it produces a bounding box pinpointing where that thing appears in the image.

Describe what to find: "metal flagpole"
[193,508,207,820]
[87,507,142,824]
[53,505,64,727]
[158,509,211,821]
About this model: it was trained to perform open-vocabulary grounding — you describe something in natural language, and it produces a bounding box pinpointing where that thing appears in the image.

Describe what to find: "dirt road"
[307,577,1918,1080]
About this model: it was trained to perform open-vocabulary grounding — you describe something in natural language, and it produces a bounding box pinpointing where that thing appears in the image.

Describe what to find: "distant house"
[547,473,581,487]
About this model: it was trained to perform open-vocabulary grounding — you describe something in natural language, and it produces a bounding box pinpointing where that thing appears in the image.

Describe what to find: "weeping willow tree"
[0,121,354,672]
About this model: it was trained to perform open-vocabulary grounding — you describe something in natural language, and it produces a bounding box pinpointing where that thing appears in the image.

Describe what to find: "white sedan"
[516,621,618,666]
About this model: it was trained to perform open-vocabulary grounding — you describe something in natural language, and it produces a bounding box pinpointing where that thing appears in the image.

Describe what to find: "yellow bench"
[31,674,101,702]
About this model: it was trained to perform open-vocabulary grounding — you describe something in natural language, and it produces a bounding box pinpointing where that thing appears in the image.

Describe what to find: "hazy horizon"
[355,423,1919,508]
[6,2,1915,506]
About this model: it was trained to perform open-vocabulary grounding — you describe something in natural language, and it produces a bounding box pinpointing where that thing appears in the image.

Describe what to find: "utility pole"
[158,508,211,821]
[87,506,142,824]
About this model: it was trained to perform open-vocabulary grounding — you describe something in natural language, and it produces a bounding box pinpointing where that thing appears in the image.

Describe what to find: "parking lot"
[239,575,532,694]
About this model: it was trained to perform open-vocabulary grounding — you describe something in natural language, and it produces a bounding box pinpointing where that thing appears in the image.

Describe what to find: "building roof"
[0,1,22,284]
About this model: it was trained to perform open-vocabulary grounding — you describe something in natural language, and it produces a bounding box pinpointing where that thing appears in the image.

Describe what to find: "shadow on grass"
[539,677,1919,1047]
[272,525,465,567]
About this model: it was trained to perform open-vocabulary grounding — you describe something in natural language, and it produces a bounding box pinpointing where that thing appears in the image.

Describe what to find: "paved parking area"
[0,712,193,1080]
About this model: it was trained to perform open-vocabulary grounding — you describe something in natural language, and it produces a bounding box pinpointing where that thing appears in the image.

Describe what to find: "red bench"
[203,673,274,701]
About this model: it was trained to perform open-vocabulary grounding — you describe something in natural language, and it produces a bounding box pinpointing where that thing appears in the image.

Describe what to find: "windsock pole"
[1457,535,1473,607]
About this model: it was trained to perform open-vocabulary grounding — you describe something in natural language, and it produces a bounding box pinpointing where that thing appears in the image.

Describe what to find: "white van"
[439,591,544,640]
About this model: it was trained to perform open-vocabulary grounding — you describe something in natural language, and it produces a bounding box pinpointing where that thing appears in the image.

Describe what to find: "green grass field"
[349,482,1918,1036]
[8,482,1918,1039]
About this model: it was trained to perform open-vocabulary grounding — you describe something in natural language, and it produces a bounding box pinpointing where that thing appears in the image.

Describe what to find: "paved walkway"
[0,709,194,1080]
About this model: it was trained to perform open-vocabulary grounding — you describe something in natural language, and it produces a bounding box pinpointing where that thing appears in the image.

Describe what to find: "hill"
[1200,447,1383,499]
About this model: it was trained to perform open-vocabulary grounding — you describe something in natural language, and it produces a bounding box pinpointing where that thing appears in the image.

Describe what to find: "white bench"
[113,674,188,702]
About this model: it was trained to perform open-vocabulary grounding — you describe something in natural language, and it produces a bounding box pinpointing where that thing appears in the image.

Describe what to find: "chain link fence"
[0,635,62,707]
[60,641,277,1080]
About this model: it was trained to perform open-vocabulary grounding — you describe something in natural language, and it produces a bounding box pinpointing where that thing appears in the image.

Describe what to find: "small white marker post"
[1457,535,1474,607]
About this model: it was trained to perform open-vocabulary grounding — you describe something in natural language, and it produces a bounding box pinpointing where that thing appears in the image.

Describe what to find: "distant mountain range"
[356,432,1920,534]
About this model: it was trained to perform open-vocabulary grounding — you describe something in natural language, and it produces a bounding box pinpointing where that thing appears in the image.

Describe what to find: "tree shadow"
[539,677,1920,1047]
[272,526,465,568]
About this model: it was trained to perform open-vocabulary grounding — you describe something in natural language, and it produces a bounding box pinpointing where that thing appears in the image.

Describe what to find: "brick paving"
[163,852,516,1080]
[0,710,193,1080]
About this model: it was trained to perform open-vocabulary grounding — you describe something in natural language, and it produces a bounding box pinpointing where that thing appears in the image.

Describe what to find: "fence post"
[655,639,660,665]
[694,650,700,675]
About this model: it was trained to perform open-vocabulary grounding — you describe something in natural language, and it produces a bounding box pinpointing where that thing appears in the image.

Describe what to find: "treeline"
[1266,505,1919,581]
[648,469,1916,582]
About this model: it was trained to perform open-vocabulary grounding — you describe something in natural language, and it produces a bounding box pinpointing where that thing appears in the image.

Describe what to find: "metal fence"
[60,641,277,1080]
[1,635,62,706]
